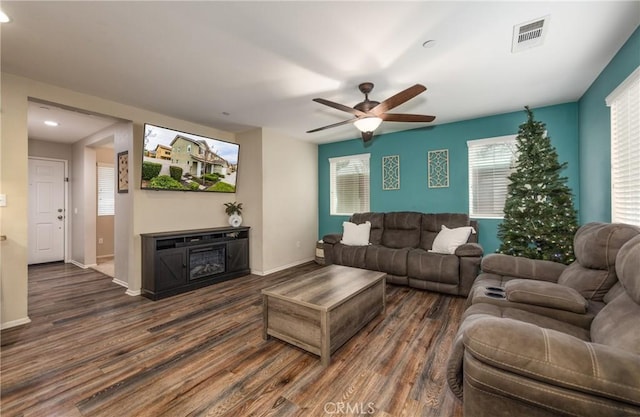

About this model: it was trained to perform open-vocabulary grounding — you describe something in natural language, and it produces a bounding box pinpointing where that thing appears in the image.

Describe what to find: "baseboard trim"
[1,317,32,330]
[112,278,128,288]
[111,278,141,297]
[67,260,98,269]
[254,257,315,276]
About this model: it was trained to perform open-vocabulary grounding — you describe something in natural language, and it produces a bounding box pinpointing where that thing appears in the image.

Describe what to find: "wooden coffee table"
[262,265,386,367]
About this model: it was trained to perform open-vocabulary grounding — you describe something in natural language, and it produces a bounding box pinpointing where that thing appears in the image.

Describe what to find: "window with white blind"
[97,163,115,216]
[329,153,370,216]
[607,66,640,226]
[468,135,518,218]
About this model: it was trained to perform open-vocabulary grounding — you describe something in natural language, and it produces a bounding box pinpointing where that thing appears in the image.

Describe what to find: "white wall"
[261,129,317,274]
[1,74,30,327]
[1,73,240,326]
[0,73,319,328]
[112,123,135,293]
[236,128,264,273]
[96,147,115,258]
[29,139,73,161]
[71,139,96,265]
[236,128,318,275]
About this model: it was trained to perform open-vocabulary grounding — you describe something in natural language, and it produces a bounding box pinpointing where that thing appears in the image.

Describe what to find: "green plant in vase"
[224,202,243,227]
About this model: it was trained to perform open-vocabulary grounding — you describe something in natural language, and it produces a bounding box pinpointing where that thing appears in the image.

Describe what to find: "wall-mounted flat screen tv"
[141,123,239,193]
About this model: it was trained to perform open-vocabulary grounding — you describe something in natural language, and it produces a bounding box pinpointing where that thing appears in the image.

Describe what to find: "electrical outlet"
[296,241,301,248]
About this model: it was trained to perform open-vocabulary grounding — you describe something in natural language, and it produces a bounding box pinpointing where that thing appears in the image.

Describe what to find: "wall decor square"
[428,149,449,188]
[382,155,400,190]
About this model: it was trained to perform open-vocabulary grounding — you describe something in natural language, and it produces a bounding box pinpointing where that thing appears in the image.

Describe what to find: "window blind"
[607,66,640,226]
[97,163,115,216]
[329,153,370,216]
[467,135,518,218]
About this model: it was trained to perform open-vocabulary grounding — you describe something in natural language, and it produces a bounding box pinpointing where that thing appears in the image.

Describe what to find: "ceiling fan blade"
[371,84,426,115]
[313,98,368,117]
[381,113,436,123]
[306,118,357,133]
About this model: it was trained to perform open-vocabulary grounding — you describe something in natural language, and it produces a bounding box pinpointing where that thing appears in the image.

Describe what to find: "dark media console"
[141,226,250,300]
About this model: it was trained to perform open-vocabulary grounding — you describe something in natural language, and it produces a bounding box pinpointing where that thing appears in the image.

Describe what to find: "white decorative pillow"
[340,221,371,246]
[430,225,475,254]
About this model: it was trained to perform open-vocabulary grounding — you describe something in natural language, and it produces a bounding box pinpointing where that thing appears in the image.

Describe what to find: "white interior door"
[28,158,65,264]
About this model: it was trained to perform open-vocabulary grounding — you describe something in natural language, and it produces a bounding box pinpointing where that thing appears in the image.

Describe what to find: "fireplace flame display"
[189,246,225,280]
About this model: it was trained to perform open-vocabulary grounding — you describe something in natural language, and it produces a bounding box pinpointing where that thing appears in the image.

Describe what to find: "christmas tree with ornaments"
[497,106,578,264]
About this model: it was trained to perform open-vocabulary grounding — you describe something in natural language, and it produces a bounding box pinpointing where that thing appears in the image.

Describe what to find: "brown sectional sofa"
[322,212,483,296]
[447,222,640,416]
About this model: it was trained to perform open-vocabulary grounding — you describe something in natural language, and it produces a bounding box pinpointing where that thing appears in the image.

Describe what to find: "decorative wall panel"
[428,149,449,188]
[382,155,400,190]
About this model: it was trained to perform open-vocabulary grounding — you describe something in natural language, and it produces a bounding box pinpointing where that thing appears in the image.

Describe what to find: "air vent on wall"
[512,15,549,53]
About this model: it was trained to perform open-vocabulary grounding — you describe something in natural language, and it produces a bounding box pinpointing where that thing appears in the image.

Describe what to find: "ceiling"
[2,1,639,145]
[27,100,122,145]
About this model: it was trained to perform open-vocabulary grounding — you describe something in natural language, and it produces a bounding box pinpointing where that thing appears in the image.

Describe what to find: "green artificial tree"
[497,106,578,264]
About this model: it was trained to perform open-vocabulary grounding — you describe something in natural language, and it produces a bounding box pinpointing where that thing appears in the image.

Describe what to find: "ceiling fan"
[307,82,435,142]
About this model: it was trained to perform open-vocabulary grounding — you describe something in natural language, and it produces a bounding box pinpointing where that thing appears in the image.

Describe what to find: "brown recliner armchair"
[447,230,640,416]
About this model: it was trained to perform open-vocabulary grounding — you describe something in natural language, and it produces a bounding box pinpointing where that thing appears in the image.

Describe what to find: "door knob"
[57,215,64,220]
[58,208,63,212]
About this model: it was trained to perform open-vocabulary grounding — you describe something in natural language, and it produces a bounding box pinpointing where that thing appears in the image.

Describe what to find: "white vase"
[228,213,242,227]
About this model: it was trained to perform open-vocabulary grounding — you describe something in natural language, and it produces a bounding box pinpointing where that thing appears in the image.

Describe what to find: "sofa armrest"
[455,242,483,257]
[464,317,640,406]
[504,279,588,313]
[480,253,566,282]
[322,234,342,245]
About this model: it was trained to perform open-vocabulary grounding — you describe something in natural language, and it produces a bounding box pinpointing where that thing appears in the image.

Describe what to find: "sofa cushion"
[340,221,371,246]
[591,235,640,354]
[616,234,640,304]
[431,225,475,254]
[462,317,640,407]
[571,222,640,270]
[420,213,472,251]
[331,243,367,268]
[381,212,422,249]
[365,245,409,276]
[591,292,640,355]
[556,263,616,301]
[350,212,384,245]
[407,249,460,285]
[480,253,566,282]
[557,223,640,301]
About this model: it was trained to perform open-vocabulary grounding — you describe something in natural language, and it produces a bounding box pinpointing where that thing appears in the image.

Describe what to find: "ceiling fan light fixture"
[354,116,382,133]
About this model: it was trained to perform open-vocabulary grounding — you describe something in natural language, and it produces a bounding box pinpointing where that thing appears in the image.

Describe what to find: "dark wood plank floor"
[1,262,464,417]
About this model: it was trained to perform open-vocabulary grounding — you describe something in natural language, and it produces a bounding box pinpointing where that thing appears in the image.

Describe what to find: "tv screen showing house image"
[141,123,239,192]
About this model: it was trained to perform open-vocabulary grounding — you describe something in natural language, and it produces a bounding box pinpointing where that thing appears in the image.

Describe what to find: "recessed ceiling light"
[0,10,11,23]
[44,121,59,127]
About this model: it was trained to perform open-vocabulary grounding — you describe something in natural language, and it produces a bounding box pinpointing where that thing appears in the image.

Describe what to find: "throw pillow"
[341,221,371,246]
[430,225,475,254]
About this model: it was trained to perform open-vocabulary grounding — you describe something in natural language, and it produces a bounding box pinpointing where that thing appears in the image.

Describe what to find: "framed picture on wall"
[118,151,129,193]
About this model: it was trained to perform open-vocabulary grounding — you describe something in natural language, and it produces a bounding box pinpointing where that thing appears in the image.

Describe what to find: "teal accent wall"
[318,103,580,254]
[578,26,640,223]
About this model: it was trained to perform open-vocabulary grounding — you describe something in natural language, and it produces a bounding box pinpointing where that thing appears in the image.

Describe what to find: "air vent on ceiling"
[512,15,549,53]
